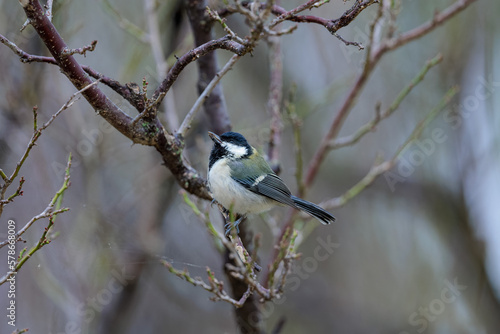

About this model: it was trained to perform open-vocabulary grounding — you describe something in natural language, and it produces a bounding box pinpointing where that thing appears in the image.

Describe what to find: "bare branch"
[304,0,478,193]
[266,35,284,171]
[0,80,99,217]
[330,53,443,149]
[220,0,378,47]
[4,2,215,200]
[20,1,145,142]
[102,0,149,43]
[144,0,179,130]
[0,177,24,207]
[320,86,460,210]
[0,80,98,245]
[266,0,476,280]
[0,154,71,285]
[177,54,242,138]
[269,0,326,28]
[373,0,479,61]
[185,1,237,135]
[61,40,98,57]
[151,36,247,111]
[0,35,145,110]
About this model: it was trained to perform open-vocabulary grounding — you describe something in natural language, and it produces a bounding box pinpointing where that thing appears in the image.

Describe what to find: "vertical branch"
[144,0,180,130]
[267,35,284,172]
[185,0,231,134]
[185,1,262,333]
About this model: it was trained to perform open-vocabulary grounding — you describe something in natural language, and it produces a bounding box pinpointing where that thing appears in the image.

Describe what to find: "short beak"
[208,131,222,144]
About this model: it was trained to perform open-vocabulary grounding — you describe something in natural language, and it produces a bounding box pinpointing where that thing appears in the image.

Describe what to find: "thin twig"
[0,35,143,109]
[61,40,98,57]
[266,34,284,171]
[177,54,242,138]
[102,0,149,43]
[0,81,98,221]
[0,155,71,285]
[162,260,254,307]
[320,86,460,210]
[373,0,479,61]
[144,0,179,130]
[268,0,476,278]
[19,1,139,141]
[285,84,305,195]
[221,1,378,47]
[330,53,443,149]
[269,0,326,28]
[151,36,246,109]
[304,0,477,193]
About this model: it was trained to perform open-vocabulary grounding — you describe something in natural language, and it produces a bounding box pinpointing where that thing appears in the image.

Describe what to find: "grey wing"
[234,173,296,207]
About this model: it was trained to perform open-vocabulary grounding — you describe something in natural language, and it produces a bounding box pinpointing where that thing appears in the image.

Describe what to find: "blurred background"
[1,0,499,333]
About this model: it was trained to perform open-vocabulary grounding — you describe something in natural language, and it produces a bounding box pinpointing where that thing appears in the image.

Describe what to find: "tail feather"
[291,196,336,225]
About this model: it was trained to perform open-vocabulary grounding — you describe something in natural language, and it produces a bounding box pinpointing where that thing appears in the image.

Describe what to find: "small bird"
[208,131,335,235]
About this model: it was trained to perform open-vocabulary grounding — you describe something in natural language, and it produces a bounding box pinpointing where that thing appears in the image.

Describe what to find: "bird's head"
[208,131,253,168]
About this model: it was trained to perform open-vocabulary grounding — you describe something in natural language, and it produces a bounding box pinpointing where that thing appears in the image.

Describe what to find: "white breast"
[208,159,276,215]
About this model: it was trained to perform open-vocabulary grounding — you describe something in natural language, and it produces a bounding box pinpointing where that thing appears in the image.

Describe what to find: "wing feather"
[233,173,295,207]
[227,155,295,206]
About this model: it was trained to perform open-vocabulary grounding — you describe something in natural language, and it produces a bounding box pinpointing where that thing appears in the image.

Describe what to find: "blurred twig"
[320,86,460,210]
[330,53,443,149]
[373,0,479,59]
[304,0,478,193]
[177,54,242,138]
[284,84,304,195]
[267,34,284,172]
[10,329,29,334]
[166,192,299,307]
[150,35,247,112]
[267,0,476,281]
[143,0,179,130]
[102,0,149,42]
[0,154,71,285]
[185,2,236,136]
[0,80,99,218]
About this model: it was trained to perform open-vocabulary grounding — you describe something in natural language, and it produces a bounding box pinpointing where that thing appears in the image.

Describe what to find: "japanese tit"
[208,131,335,235]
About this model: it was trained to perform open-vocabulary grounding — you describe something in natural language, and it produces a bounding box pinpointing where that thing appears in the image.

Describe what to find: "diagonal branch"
[303,0,478,193]
[373,0,479,60]
[151,36,247,114]
[0,35,147,112]
[320,86,459,210]
[0,81,99,217]
[177,54,242,138]
[330,53,443,149]
[20,0,137,140]
[7,1,218,200]
[0,154,72,285]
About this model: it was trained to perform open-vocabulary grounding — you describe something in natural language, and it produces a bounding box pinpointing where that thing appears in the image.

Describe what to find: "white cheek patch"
[224,142,248,158]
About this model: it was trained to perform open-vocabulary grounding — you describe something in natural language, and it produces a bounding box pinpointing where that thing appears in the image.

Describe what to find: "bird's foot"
[224,216,245,236]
